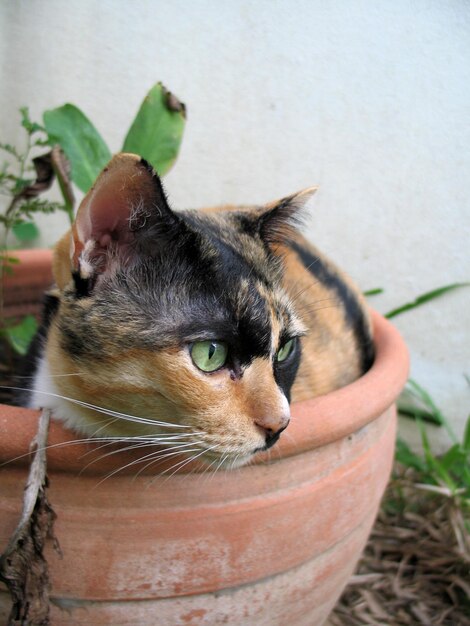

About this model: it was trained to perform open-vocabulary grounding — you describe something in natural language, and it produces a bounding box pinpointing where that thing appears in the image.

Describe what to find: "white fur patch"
[30,356,94,436]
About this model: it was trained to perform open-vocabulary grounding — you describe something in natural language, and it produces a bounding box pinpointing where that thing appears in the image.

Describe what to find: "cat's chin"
[197,450,256,470]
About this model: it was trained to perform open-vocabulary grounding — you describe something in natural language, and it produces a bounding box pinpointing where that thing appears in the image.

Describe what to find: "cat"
[25,153,374,469]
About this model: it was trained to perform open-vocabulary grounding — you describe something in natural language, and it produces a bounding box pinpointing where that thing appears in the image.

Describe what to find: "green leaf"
[363,288,384,297]
[397,402,443,426]
[395,438,427,472]
[122,83,186,176]
[43,104,111,192]
[1,255,20,265]
[0,142,21,159]
[5,315,38,355]
[407,379,457,443]
[463,415,470,453]
[12,221,40,242]
[439,443,465,473]
[13,177,33,194]
[0,255,19,276]
[418,420,457,491]
[385,282,470,319]
[439,445,470,488]
[20,106,45,135]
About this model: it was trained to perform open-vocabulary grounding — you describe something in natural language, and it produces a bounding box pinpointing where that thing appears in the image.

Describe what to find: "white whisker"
[136,446,207,482]
[14,372,83,379]
[0,385,191,429]
[0,430,205,469]
[230,453,242,471]
[79,433,201,460]
[213,453,230,475]
[85,441,201,478]
[159,444,221,481]
[0,436,137,468]
[92,445,202,487]
[200,455,223,482]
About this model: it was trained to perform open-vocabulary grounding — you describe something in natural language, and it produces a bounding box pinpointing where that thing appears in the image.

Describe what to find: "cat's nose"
[255,414,290,449]
[262,422,290,450]
[251,389,290,447]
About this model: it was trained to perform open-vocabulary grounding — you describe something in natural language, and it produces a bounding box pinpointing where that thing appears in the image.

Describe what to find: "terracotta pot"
[2,249,54,320]
[0,250,409,626]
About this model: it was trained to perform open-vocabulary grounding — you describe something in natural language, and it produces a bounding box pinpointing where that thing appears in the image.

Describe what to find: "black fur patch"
[13,293,60,405]
[72,271,94,298]
[288,240,375,374]
[273,337,301,401]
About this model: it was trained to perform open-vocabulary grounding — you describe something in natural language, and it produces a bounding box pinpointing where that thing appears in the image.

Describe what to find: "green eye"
[190,341,228,372]
[276,338,295,363]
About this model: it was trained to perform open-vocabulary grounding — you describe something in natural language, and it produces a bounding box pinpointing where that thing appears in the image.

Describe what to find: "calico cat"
[26,153,374,469]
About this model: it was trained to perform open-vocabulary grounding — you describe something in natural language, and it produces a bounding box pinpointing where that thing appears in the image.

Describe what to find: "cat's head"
[48,154,315,468]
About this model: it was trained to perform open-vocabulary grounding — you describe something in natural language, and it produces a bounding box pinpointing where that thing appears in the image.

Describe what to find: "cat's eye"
[276,338,296,363]
[190,341,228,372]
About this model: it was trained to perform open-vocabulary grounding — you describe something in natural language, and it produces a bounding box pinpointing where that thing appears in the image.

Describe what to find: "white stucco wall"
[1,0,469,447]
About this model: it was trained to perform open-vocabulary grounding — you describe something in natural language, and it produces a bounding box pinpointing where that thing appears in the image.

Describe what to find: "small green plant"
[365,283,470,539]
[396,381,469,485]
[392,381,470,554]
[0,107,72,245]
[384,284,470,319]
[0,108,74,354]
[365,282,469,320]
[372,280,470,559]
[0,82,186,356]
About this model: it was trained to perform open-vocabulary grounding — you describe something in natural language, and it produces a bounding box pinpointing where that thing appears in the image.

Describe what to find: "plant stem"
[0,125,34,325]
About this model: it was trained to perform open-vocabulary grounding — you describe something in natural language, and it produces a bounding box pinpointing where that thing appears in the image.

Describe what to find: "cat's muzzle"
[261,422,289,451]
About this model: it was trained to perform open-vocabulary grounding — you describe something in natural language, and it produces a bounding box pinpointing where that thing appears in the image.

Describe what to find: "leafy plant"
[393,384,470,548]
[384,283,470,319]
[0,108,74,354]
[396,379,470,496]
[364,284,469,429]
[43,104,112,194]
[43,82,186,193]
[376,279,470,549]
[1,82,186,356]
[365,282,469,320]
[0,108,72,256]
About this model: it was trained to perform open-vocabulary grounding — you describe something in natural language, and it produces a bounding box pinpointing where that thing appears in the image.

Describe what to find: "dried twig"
[0,409,59,626]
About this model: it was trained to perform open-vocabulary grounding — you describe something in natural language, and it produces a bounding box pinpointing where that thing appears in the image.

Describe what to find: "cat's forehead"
[255,281,307,343]
[181,209,284,283]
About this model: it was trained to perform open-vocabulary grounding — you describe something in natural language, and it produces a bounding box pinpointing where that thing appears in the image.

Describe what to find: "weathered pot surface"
[0,253,409,625]
[2,248,53,320]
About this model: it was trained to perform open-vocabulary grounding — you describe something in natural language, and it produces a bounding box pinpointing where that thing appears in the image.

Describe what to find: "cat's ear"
[68,153,180,285]
[255,187,318,245]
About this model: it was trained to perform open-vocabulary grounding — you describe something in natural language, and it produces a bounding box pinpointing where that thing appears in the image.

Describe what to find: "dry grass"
[330,468,470,626]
